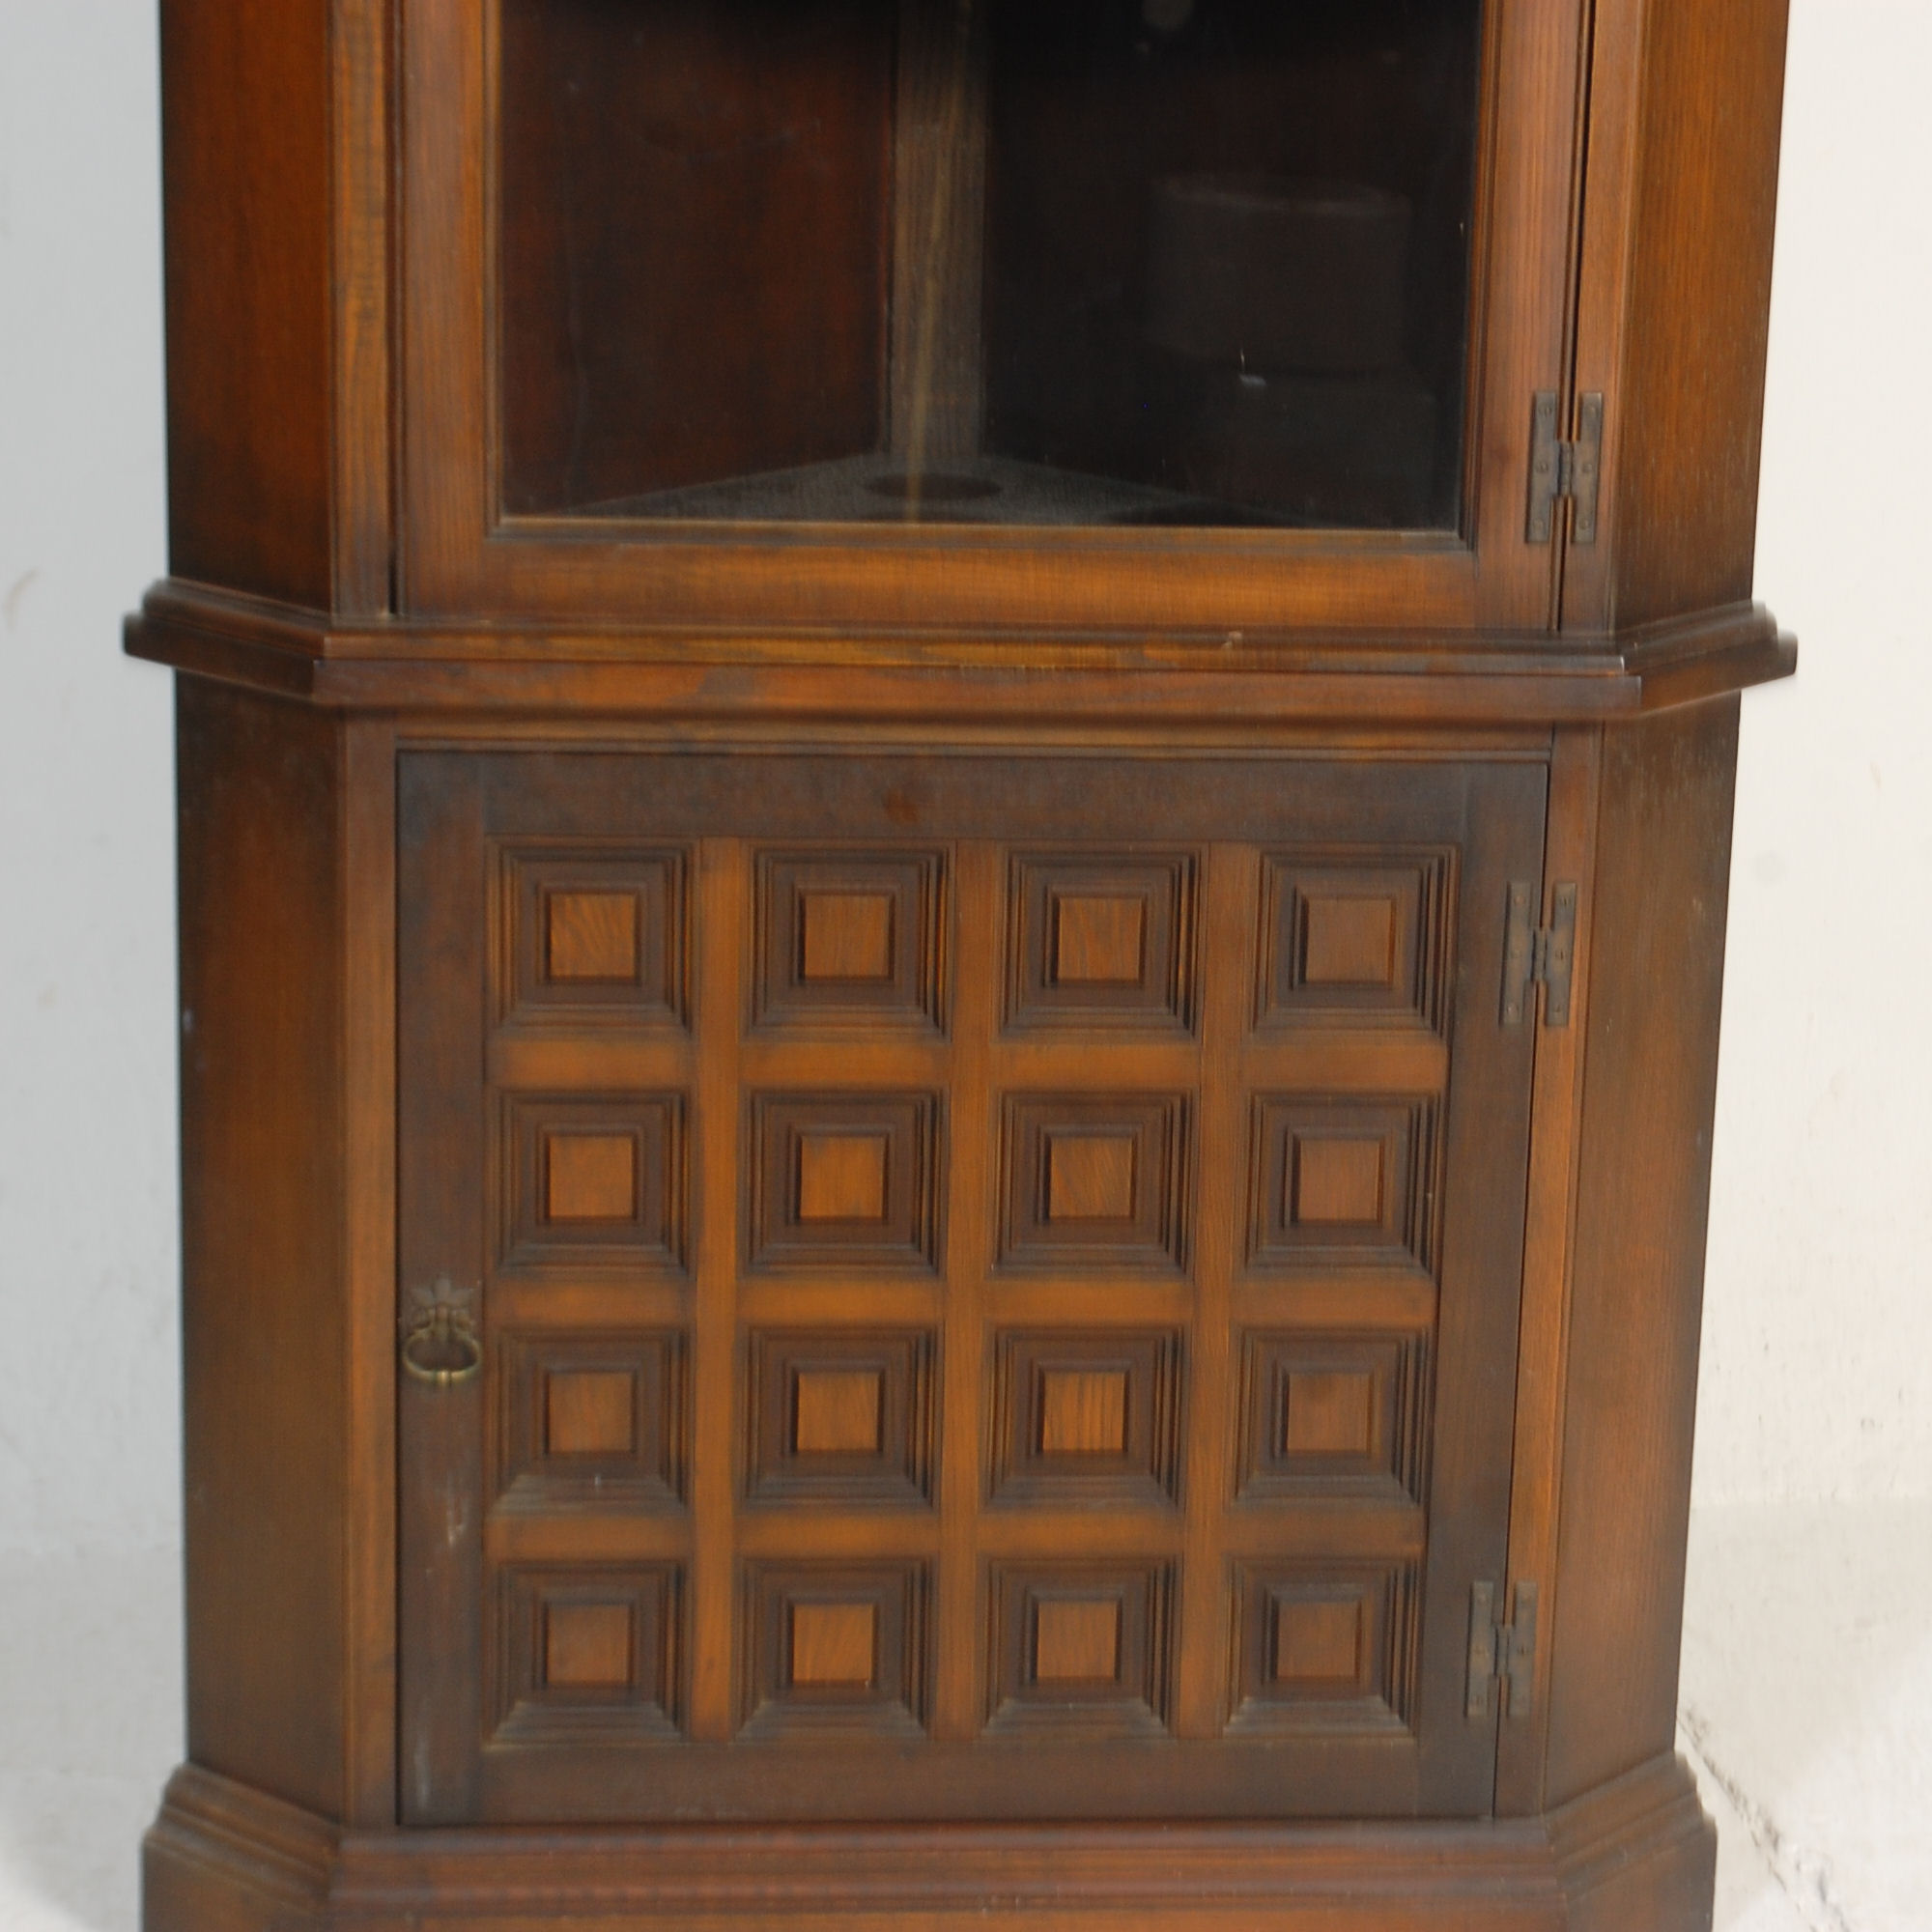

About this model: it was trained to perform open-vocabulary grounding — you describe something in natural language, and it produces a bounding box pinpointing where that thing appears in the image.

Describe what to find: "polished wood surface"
[141,0,1794,1922]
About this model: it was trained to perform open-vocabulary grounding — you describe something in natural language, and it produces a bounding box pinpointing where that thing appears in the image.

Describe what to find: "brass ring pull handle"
[401,1282,483,1389]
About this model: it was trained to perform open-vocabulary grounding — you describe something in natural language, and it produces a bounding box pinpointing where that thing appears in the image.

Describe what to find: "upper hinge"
[1501,881,1578,1028]
[1466,1579,1540,1720]
[1526,390,1604,545]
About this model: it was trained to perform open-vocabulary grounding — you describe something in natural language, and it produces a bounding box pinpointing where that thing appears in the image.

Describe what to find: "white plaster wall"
[1,0,1927,1562]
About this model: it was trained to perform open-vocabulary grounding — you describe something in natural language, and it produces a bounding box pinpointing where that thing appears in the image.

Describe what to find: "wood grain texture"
[160,0,333,606]
[1543,699,1741,1805]
[1565,0,1792,631]
[126,589,1798,721]
[143,1752,1719,1929]
[175,679,346,1816]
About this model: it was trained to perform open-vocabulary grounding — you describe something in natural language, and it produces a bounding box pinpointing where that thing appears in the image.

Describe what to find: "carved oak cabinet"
[132,1,1794,1927]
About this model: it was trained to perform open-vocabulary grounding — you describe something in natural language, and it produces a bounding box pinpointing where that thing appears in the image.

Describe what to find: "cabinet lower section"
[145,1754,1717,1932]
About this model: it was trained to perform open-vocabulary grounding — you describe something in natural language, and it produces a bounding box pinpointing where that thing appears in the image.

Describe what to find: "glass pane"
[497,0,1484,530]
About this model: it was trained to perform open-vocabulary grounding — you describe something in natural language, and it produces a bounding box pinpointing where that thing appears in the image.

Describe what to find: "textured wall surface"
[0,0,1928,1569]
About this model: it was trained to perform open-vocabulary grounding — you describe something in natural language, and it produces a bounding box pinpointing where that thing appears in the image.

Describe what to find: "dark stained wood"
[146,1752,1719,1930]
[126,589,1797,723]
[160,0,334,608]
[1564,0,1792,632]
[393,749,1538,1825]
[1542,698,1741,1806]
[142,0,1792,1920]
[496,0,894,515]
[175,680,347,1815]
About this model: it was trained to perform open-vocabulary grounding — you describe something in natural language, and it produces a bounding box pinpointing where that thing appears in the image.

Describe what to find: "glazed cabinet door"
[397,751,1544,1825]
[398,0,1587,632]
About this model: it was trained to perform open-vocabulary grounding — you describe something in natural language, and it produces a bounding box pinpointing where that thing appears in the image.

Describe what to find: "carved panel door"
[398,751,1544,1825]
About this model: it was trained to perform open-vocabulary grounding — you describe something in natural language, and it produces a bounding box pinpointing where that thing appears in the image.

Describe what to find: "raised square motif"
[1007,854,1198,1033]
[1235,1331,1427,1505]
[503,1094,687,1274]
[789,1602,878,1688]
[1227,1563,1417,1736]
[740,1561,930,1739]
[545,1131,638,1223]
[749,1094,942,1274]
[989,1330,1184,1507]
[547,891,640,983]
[499,1331,687,1511]
[795,1131,891,1223]
[753,850,946,1031]
[500,845,688,1028]
[1256,852,1452,1034]
[1248,1096,1435,1273]
[493,1565,682,1744]
[1000,1094,1190,1274]
[985,1563,1175,1737]
[745,1329,937,1506]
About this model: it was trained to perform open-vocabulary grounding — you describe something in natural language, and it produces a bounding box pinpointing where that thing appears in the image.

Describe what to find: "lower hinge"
[1526,391,1604,544]
[1467,1580,1539,1720]
[1502,882,1578,1027]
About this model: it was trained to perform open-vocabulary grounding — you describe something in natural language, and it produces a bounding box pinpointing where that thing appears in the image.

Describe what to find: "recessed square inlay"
[793,1369,886,1456]
[789,1601,879,1688]
[546,1369,638,1458]
[1271,1594,1366,1687]
[1299,895,1399,986]
[1038,1370,1130,1456]
[1291,1137,1386,1225]
[545,1132,639,1222]
[1283,1370,1377,1458]
[546,890,640,983]
[1046,1133,1138,1222]
[800,892,896,981]
[1034,1599,1122,1684]
[544,1601,634,1690]
[1052,895,1147,985]
[796,1132,890,1222]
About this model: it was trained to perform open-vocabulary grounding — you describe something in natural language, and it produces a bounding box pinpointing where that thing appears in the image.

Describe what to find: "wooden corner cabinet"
[132,1,1795,1927]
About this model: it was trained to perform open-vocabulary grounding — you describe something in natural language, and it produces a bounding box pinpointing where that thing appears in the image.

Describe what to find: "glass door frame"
[398,0,1588,638]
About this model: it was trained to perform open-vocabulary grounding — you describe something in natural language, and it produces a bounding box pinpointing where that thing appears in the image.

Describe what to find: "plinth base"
[145,1753,1715,1932]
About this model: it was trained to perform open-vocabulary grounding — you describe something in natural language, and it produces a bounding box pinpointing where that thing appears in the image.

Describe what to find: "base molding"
[145,1754,1715,1931]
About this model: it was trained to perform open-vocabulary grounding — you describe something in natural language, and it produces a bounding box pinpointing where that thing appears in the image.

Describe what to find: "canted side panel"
[177,681,348,1816]
[160,0,334,607]
[398,755,1540,1824]
[1544,702,1740,1805]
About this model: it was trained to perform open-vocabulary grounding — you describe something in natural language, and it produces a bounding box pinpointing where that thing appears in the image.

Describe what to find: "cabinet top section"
[155,0,1791,644]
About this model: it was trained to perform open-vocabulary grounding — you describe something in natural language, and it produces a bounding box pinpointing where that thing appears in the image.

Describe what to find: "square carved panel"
[1234,1331,1428,1505]
[1248,1096,1436,1273]
[1006,853,1199,1033]
[745,1329,938,1506]
[499,1331,688,1511]
[1226,1562,1418,1737]
[1255,852,1452,1034]
[989,1330,1184,1508]
[985,1562,1176,1737]
[748,1094,943,1274]
[739,1561,930,1739]
[753,850,947,1031]
[493,1564,683,1745]
[999,1094,1190,1275]
[499,845,689,1028]
[502,1094,687,1274]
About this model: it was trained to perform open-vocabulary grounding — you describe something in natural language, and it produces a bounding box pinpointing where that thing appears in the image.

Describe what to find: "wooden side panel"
[1566,0,1791,631]
[176,680,347,1816]
[1542,698,1740,1805]
[161,0,334,608]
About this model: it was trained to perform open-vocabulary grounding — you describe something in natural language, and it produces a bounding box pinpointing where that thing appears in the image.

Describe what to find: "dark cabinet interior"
[497,0,1482,529]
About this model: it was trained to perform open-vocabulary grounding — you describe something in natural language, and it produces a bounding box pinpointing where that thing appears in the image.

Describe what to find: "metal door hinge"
[1466,1580,1539,1719]
[1526,391,1603,545]
[1502,881,1577,1028]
